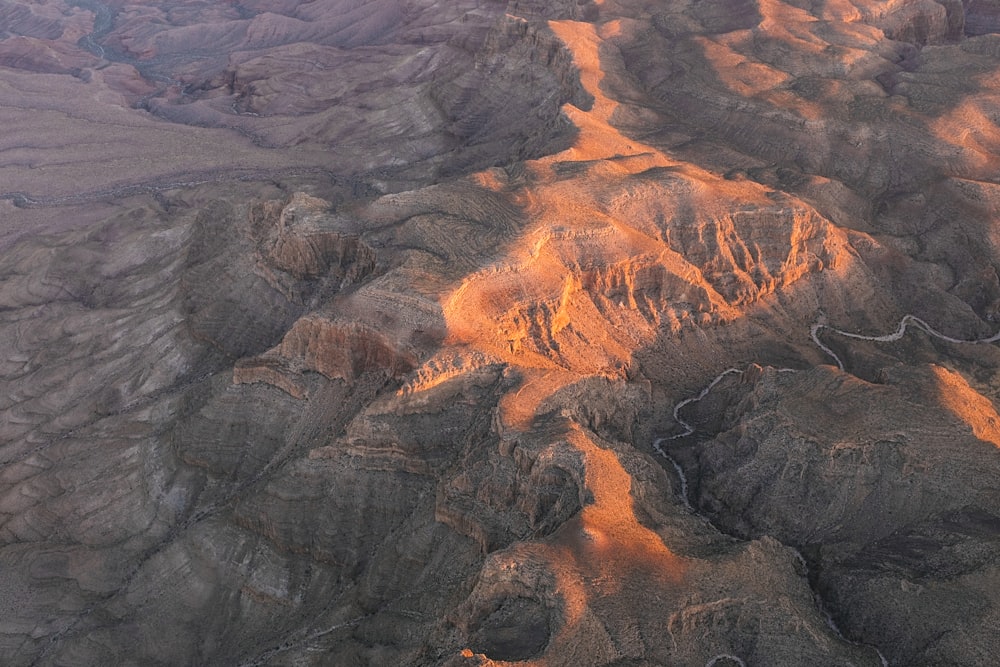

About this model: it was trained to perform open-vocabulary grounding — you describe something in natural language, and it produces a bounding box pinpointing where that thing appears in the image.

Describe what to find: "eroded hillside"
[1,0,999,665]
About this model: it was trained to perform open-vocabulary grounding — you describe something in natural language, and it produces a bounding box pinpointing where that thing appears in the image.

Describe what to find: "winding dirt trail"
[664,314,1000,443]
[811,315,1000,371]
[652,312,1000,667]
[651,437,693,510]
[663,368,746,441]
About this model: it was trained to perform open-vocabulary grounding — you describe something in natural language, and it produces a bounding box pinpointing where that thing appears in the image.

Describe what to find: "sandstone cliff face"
[2,0,1000,665]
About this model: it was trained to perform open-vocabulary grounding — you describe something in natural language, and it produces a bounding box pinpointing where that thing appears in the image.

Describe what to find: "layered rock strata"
[2,0,1000,665]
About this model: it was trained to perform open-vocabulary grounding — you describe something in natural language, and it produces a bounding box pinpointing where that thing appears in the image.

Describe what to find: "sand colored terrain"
[1,0,1000,665]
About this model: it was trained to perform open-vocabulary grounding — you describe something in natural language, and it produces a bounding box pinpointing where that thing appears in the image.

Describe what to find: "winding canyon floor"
[2,0,1000,665]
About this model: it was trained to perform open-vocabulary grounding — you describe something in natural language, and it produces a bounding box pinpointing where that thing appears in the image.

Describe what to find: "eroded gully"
[654,314,1000,666]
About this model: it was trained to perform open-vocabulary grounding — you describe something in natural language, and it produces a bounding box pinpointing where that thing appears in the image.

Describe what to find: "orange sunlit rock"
[547,18,665,162]
[498,368,581,430]
[930,364,1000,448]
[929,98,1000,172]
[7,0,1000,664]
[562,424,684,587]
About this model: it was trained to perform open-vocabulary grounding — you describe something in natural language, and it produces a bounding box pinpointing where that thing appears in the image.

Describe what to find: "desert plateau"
[1,0,999,665]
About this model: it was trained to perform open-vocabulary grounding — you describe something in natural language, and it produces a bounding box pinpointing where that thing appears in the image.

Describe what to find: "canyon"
[1,0,1000,665]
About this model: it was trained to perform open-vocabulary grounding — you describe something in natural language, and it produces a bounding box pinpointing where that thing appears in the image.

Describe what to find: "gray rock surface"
[1,0,999,665]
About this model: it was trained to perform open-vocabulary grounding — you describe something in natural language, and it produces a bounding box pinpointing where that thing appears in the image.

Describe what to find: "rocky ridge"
[1,0,999,665]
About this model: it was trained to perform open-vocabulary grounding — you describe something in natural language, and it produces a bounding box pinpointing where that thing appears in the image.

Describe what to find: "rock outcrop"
[249,192,375,283]
[2,0,1000,665]
[678,363,1000,665]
